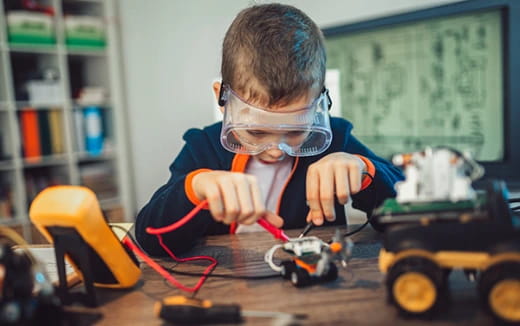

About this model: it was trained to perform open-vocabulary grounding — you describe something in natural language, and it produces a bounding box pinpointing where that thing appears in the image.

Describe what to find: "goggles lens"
[220,86,332,156]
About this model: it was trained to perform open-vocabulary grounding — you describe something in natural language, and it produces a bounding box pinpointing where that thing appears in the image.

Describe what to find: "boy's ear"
[212,81,224,113]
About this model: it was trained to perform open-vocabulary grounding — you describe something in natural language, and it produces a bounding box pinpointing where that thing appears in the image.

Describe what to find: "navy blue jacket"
[135,118,403,256]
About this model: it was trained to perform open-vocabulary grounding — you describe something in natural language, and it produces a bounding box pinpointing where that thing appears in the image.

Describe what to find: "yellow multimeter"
[29,185,141,306]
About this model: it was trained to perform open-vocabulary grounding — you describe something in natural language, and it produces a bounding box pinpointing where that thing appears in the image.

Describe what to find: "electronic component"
[375,148,520,324]
[29,186,141,306]
[0,227,63,325]
[265,229,353,287]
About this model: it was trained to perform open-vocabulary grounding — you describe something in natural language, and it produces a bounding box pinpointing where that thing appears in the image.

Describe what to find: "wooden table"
[73,225,497,325]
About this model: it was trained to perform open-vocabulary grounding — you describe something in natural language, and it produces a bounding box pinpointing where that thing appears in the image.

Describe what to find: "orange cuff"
[185,168,212,207]
[354,155,375,191]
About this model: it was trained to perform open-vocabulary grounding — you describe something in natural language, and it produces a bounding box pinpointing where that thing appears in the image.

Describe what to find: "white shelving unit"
[0,0,134,242]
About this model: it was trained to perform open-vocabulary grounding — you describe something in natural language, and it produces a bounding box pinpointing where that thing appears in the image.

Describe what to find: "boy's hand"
[306,153,366,226]
[192,171,284,228]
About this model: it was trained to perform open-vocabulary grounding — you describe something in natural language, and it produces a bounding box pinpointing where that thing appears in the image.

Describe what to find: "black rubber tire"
[478,261,520,324]
[324,263,338,282]
[291,268,311,287]
[386,256,444,317]
[280,261,295,280]
[486,179,512,226]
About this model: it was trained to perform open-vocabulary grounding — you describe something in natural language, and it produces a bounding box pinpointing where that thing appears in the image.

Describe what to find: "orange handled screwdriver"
[155,296,306,324]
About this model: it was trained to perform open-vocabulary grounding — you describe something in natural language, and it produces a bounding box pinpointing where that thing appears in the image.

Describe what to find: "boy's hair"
[221,3,326,107]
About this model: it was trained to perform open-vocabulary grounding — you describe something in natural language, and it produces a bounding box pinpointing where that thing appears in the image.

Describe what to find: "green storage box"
[7,11,55,45]
[65,16,106,48]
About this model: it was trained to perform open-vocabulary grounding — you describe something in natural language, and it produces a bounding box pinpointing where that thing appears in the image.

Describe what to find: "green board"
[326,9,503,161]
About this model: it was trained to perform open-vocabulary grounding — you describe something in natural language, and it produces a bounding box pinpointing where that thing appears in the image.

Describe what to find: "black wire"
[339,172,376,238]
[110,224,134,240]
[162,266,280,280]
[344,218,371,237]
[509,198,520,203]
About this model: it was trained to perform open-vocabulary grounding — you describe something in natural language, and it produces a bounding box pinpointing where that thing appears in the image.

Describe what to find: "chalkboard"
[325,9,503,162]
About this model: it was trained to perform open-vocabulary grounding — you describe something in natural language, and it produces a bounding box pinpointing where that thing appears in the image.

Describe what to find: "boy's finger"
[306,167,323,217]
[234,177,255,222]
[263,211,284,228]
[348,163,362,194]
[205,183,224,222]
[334,165,350,205]
[311,211,324,226]
[218,178,240,224]
[319,168,335,221]
[241,179,265,225]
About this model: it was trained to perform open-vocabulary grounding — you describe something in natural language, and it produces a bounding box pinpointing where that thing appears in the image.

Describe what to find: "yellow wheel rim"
[489,279,520,322]
[393,272,437,313]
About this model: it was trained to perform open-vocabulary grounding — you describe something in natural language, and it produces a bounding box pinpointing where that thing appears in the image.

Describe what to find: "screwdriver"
[155,296,306,324]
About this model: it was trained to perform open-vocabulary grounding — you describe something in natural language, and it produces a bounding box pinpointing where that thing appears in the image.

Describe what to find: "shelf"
[0,160,15,171]
[23,155,69,168]
[16,102,67,109]
[63,0,104,3]
[5,45,107,57]
[0,217,25,226]
[66,47,106,56]
[0,0,134,240]
[15,100,112,108]
[75,151,115,162]
[73,100,111,107]
[8,44,59,54]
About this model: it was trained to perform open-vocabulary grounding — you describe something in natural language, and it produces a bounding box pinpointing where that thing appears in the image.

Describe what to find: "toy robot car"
[374,148,520,324]
[264,230,353,287]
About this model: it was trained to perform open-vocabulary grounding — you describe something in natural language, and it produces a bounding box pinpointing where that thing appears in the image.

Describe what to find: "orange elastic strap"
[354,154,375,191]
[185,168,212,207]
[228,154,250,235]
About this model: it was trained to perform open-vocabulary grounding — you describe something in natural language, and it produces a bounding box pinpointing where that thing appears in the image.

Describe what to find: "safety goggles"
[219,84,333,157]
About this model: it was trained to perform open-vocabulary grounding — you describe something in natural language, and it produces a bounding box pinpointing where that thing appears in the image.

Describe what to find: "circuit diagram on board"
[326,10,503,161]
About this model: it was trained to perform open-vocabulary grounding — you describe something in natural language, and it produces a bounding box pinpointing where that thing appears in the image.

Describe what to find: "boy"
[136,3,403,256]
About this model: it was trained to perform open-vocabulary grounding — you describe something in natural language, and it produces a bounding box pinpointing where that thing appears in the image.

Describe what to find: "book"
[0,131,9,160]
[80,163,117,199]
[0,181,14,218]
[25,168,68,203]
[38,110,52,156]
[83,106,104,155]
[48,109,64,154]
[74,109,85,153]
[101,108,114,152]
[19,109,41,161]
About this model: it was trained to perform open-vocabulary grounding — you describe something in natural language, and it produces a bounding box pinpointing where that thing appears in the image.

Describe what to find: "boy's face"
[213,82,318,163]
[247,95,312,163]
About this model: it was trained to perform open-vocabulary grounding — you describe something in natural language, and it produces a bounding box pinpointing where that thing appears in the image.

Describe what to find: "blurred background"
[3,0,519,242]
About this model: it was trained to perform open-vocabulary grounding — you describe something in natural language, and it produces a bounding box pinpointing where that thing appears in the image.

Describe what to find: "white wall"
[118,0,462,213]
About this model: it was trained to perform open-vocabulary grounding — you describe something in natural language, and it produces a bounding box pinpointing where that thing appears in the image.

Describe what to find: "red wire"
[123,237,216,293]
[124,200,216,293]
[145,200,209,234]
[125,199,286,293]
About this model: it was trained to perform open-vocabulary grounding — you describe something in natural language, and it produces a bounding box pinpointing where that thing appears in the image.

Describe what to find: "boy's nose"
[264,147,285,160]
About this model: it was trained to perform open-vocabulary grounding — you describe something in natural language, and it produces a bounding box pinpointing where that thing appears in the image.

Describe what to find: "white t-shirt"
[235,155,294,233]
